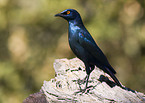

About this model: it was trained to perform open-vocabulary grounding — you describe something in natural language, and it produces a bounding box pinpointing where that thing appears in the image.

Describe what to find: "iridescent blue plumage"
[55,9,123,90]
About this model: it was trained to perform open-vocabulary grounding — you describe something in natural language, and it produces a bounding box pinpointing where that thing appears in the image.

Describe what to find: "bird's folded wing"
[78,32,116,74]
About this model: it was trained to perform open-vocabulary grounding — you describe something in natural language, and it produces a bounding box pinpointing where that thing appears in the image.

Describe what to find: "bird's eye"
[62,11,70,15]
[67,11,70,14]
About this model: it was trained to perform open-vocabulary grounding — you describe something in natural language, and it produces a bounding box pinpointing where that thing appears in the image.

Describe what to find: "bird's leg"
[75,65,94,94]
[74,74,90,94]
[85,74,90,89]
[84,65,94,89]
[78,74,90,93]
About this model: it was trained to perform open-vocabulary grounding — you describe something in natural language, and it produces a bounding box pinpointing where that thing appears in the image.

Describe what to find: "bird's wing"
[78,32,116,74]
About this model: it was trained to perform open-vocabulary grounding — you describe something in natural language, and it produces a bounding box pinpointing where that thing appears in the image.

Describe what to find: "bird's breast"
[69,22,81,35]
[68,27,80,56]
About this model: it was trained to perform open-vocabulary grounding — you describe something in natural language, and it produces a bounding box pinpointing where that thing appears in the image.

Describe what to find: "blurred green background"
[0,0,145,102]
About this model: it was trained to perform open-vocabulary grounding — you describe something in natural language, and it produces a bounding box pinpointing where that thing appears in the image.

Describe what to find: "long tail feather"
[105,67,124,89]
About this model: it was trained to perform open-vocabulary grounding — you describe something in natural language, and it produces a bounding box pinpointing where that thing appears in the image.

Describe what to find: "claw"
[74,86,93,95]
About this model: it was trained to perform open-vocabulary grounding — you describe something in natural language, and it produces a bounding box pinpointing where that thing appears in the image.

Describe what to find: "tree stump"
[24,58,145,103]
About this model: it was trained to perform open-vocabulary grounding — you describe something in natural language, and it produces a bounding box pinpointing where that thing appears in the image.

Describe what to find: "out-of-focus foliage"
[0,0,145,102]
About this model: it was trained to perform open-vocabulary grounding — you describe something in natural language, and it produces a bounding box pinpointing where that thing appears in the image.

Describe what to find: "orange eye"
[67,11,70,14]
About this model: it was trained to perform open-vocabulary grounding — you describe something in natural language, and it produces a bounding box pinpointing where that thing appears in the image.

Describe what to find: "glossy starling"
[55,9,123,91]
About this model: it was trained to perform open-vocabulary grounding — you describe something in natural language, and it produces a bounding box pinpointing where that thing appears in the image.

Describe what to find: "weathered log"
[24,58,145,103]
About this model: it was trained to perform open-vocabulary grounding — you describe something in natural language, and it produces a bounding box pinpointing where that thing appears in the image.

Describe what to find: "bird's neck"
[68,18,85,33]
[68,18,85,38]
[68,18,84,27]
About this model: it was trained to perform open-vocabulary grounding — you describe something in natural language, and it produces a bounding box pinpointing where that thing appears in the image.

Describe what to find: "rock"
[23,58,145,103]
[23,90,48,103]
[41,58,145,103]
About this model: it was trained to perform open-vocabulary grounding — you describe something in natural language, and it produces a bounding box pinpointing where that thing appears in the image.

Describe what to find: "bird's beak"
[55,13,62,17]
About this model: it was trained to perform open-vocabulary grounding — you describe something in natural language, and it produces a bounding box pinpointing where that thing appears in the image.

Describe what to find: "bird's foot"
[74,86,93,95]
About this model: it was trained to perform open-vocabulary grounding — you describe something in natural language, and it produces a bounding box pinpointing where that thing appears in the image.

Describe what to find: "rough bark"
[24,58,145,103]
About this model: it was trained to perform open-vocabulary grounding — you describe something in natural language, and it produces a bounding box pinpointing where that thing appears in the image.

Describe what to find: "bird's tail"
[105,67,124,89]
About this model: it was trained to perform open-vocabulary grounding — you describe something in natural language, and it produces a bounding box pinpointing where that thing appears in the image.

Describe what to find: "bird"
[55,9,123,91]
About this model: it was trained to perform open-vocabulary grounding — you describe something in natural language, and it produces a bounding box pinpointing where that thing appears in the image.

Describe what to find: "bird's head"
[55,9,81,21]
